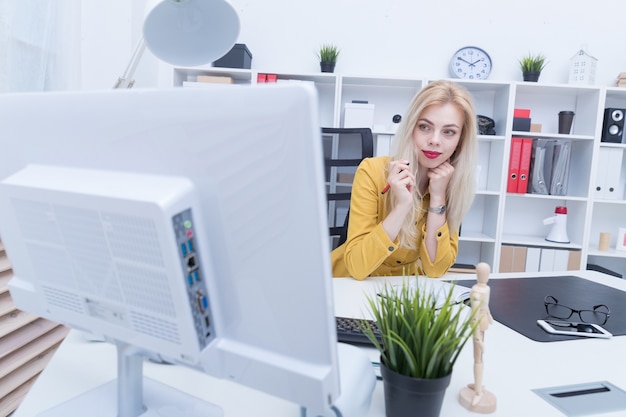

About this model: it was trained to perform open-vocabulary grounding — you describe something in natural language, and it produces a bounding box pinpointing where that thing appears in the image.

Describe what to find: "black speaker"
[601,108,625,143]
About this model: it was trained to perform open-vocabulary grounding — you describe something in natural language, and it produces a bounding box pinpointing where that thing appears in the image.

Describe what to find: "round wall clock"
[449,46,492,80]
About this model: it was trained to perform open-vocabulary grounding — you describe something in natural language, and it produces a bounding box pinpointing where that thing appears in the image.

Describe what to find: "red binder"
[266,74,277,83]
[257,73,267,83]
[517,138,533,193]
[507,137,523,193]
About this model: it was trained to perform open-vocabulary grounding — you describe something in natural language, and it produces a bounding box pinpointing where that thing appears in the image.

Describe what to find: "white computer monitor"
[0,85,340,416]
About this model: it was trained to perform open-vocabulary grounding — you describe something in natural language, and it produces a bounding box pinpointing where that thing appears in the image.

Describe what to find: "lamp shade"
[143,0,240,67]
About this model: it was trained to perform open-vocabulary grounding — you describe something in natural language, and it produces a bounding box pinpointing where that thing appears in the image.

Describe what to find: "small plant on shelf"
[317,43,340,62]
[317,43,340,73]
[519,53,547,82]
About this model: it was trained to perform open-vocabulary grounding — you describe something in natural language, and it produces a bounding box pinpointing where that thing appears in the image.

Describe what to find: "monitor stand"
[37,341,223,417]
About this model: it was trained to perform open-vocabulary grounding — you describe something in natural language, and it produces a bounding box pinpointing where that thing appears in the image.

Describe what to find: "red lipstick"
[423,150,441,159]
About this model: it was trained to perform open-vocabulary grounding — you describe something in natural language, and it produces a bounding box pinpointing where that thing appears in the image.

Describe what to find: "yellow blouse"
[331,156,458,279]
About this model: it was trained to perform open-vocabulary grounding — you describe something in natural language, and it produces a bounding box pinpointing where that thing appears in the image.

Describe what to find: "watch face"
[449,47,492,80]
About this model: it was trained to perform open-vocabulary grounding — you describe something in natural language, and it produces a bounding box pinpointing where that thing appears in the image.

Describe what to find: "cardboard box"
[513,117,531,131]
[213,44,252,69]
[343,103,375,129]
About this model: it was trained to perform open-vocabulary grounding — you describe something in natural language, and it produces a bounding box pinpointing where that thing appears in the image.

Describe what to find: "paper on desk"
[390,277,471,308]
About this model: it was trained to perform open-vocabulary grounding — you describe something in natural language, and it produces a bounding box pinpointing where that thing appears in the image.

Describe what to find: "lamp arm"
[113,37,147,89]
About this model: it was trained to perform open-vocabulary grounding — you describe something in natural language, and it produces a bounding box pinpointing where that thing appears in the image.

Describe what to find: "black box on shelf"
[513,117,531,131]
[213,44,252,69]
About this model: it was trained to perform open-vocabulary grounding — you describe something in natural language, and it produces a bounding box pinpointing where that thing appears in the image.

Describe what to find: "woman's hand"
[387,160,415,205]
[427,160,454,200]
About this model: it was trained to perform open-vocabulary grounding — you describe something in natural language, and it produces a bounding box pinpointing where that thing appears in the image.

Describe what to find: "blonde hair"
[387,80,477,249]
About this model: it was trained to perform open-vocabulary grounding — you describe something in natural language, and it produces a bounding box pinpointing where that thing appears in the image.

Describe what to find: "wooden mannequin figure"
[459,262,497,413]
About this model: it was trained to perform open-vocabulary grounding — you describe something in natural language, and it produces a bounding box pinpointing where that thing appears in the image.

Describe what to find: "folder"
[499,245,527,272]
[539,248,556,271]
[499,245,514,272]
[550,140,571,196]
[553,249,570,271]
[517,138,533,193]
[507,137,523,193]
[529,139,555,195]
[567,250,581,270]
[595,147,625,200]
[525,247,541,272]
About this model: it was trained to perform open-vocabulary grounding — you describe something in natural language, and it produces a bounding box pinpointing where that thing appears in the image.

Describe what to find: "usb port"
[180,243,188,256]
[187,274,194,287]
[193,270,200,282]
[187,238,194,253]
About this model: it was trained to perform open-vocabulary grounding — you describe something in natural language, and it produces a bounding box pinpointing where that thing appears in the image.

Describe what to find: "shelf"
[598,143,626,149]
[593,199,626,205]
[587,248,626,258]
[501,234,582,250]
[511,131,595,141]
[458,231,496,243]
[506,193,588,202]
[166,68,626,275]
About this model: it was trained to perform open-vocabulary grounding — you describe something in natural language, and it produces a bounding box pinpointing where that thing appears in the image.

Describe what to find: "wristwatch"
[428,205,446,214]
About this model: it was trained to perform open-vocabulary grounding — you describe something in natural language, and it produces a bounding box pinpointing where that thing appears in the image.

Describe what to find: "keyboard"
[336,316,382,346]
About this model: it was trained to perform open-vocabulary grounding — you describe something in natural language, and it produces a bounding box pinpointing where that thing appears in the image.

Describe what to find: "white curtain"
[0,0,80,92]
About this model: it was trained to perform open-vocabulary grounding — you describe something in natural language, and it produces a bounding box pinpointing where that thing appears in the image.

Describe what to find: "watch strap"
[428,205,446,214]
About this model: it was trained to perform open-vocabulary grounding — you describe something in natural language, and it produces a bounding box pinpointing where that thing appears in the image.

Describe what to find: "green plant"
[519,53,547,72]
[362,279,477,379]
[317,43,340,63]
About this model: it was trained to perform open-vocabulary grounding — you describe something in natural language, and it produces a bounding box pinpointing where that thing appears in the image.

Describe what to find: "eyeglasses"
[544,295,610,325]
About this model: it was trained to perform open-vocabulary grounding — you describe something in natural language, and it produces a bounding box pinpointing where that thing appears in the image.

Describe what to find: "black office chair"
[322,127,374,250]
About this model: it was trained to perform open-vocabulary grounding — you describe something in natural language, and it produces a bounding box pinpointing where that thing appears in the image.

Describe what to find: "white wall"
[81,0,626,90]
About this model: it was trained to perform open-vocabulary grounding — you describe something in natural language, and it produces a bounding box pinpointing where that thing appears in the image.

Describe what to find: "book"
[197,75,233,84]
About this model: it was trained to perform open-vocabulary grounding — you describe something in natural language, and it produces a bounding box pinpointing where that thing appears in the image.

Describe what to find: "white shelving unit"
[165,66,626,277]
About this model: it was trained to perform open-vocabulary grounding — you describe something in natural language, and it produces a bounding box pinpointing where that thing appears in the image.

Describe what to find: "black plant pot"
[320,61,336,73]
[523,71,541,82]
[380,361,452,417]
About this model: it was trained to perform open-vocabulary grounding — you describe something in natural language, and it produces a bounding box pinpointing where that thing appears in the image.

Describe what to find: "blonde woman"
[331,80,477,279]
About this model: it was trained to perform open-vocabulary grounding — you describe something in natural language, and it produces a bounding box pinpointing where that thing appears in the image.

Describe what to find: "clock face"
[449,47,492,80]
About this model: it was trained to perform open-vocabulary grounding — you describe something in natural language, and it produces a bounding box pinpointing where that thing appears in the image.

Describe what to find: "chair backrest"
[322,127,374,250]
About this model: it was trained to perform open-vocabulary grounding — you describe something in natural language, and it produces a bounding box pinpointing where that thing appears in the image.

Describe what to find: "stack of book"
[617,72,626,87]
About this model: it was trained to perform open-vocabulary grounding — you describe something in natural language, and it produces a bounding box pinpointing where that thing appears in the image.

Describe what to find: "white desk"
[12,270,626,417]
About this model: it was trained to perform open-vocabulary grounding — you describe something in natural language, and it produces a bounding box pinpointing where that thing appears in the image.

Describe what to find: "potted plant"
[361,279,477,417]
[317,43,340,73]
[519,53,547,82]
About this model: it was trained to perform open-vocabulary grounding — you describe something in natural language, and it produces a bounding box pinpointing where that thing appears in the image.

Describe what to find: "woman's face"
[412,102,463,169]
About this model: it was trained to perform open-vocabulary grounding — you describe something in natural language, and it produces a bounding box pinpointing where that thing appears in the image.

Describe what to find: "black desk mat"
[456,276,626,342]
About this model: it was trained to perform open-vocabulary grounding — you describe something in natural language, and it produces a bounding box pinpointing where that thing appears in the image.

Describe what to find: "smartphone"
[537,319,612,339]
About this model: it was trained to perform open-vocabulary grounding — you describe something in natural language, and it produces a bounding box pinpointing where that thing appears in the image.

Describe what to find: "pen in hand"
[381,161,409,195]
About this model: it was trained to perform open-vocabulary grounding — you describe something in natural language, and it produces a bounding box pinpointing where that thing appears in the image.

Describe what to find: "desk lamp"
[114,0,240,88]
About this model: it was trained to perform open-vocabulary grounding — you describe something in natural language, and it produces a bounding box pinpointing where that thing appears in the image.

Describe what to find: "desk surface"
[13,270,626,417]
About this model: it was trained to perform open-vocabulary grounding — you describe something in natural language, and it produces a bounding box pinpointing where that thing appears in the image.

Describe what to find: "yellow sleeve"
[418,221,459,278]
[335,157,396,280]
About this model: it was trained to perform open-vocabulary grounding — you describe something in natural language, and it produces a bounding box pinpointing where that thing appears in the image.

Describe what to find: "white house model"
[569,49,597,85]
